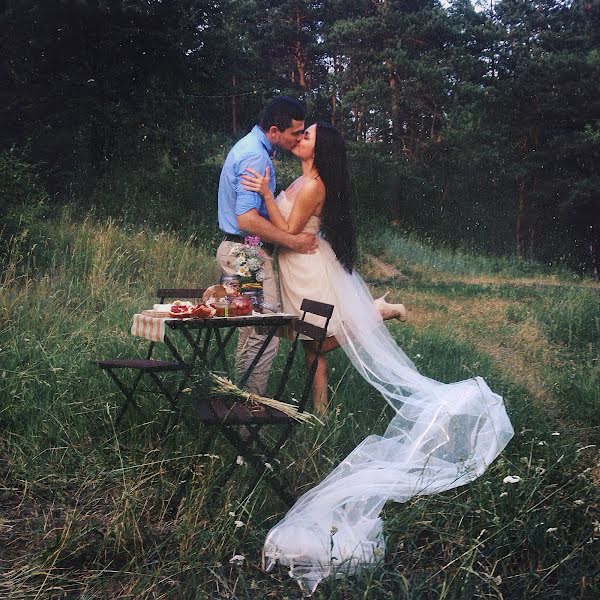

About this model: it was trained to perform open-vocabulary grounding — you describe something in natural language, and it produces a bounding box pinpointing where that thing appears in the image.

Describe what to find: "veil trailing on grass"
[263,240,514,595]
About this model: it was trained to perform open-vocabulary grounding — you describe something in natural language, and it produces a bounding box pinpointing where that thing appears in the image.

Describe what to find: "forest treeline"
[1,0,599,275]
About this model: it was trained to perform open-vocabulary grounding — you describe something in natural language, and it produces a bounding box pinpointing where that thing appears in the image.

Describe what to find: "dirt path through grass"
[364,254,599,433]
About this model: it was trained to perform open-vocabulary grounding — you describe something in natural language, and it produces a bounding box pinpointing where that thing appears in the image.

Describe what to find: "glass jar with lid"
[220,275,242,296]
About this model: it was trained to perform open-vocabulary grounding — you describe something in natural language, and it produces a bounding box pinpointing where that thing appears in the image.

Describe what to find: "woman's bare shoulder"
[300,176,326,200]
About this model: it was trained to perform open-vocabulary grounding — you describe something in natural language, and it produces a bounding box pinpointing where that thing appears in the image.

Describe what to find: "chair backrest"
[294,299,335,340]
[157,288,205,303]
[274,299,335,413]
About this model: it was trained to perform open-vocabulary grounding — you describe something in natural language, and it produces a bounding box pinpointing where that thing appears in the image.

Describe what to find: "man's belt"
[222,233,274,254]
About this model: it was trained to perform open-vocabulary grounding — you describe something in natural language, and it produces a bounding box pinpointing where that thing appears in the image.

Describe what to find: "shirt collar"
[253,125,275,158]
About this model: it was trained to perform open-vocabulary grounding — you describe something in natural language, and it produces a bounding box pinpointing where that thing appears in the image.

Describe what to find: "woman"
[241,122,406,413]
[242,123,513,594]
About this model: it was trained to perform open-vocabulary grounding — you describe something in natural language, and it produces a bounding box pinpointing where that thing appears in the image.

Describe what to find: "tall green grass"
[361,225,589,280]
[1,215,598,599]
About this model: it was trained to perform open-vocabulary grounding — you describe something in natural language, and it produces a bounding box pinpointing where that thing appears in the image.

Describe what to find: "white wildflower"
[538,441,547,446]
[247,257,261,271]
[551,432,561,436]
[234,520,245,528]
[236,455,245,465]
[500,491,509,497]
[228,511,236,517]
[546,527,558,533]
[574,500,585,506]
[229,554,245,565]
[503,475,522,484]
[415,354,422,358]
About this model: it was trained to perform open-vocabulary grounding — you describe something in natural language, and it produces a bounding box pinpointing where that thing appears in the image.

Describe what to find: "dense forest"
[2,0,599,275]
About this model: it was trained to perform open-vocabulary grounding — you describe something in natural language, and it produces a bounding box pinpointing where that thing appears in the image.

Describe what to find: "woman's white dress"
[265,188,514,594]
[276,190,346,338]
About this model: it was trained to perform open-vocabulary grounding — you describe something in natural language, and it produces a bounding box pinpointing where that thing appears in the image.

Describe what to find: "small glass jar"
[242,290,263,313]
[220,275,242,296]
[213,297,231,317]
[231,295,252,316]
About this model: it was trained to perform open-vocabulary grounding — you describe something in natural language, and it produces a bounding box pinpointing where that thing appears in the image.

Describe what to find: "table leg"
[206,326,236,372]
[175,327,207,365]
[163,334,187,365]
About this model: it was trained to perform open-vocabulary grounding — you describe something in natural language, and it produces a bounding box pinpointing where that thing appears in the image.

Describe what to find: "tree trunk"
[431,102,437,140]
[294,40,308,90]
[294,11,308,90]
[332,93,337,125]
[590,200,600,279]
[516,180,526,259]
[386,61,399,147]
[231,74,237,135]
[332,54,339,125]
[358,107,365,141]
[528,225,535,260]
[591,235,599,279]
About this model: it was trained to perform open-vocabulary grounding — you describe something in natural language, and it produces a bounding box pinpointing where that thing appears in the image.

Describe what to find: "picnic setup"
[96,279,334,506]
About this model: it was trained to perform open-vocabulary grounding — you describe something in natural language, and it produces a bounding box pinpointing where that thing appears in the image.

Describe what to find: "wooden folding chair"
[97,288,205,424]
[192,298,335,506]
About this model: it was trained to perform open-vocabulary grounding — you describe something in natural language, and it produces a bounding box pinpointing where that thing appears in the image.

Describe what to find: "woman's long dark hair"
[313,122,357,272]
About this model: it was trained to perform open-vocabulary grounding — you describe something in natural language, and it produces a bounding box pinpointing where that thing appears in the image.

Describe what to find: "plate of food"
[168,303,216,318]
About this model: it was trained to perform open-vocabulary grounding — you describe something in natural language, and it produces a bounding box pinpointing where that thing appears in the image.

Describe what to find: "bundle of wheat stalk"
[191,370,316,424]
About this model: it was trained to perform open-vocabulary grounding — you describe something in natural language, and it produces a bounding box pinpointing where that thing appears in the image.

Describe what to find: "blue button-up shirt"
[218,125,277,235]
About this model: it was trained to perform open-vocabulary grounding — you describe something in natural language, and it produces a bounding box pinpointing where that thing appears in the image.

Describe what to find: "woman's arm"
[241,167,325,235]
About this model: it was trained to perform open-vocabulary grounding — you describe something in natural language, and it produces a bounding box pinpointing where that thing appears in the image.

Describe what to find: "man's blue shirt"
[218,125,277,235]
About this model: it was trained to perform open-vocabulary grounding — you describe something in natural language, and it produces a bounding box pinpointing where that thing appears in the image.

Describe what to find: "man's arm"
[237,209,317,253]
[234,152,316,253]
[241,167,324,235]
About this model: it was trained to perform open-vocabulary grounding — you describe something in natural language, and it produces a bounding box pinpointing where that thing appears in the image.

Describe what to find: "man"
[216,96,317,395]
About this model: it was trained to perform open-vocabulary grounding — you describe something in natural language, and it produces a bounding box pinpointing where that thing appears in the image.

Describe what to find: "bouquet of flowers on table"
[228,235,266,293]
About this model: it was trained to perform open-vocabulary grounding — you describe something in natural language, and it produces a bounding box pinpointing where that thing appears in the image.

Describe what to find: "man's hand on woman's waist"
[237,210,317,253]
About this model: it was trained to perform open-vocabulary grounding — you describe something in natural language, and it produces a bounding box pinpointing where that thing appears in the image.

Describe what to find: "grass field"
[1,215,599,599]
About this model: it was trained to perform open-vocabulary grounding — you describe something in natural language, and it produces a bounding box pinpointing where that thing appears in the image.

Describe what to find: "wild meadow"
[1,215,599,599]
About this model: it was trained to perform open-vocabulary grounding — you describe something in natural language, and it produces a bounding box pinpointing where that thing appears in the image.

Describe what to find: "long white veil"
[263,241,514,594]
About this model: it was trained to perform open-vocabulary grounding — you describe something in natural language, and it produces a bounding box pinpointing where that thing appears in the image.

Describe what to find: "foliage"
[1,0,600,275]
[1,215,598,598]
[0,148,48,242]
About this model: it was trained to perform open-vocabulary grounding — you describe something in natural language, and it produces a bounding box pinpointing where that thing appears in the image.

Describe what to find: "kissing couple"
[215,96,514,593]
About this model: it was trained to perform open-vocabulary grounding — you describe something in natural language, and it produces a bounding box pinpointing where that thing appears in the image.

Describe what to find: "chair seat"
[96,358,186,371]
[193,396,292,425]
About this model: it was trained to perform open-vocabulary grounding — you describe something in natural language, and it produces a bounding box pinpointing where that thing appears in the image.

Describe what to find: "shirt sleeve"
[235,152,270,216]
